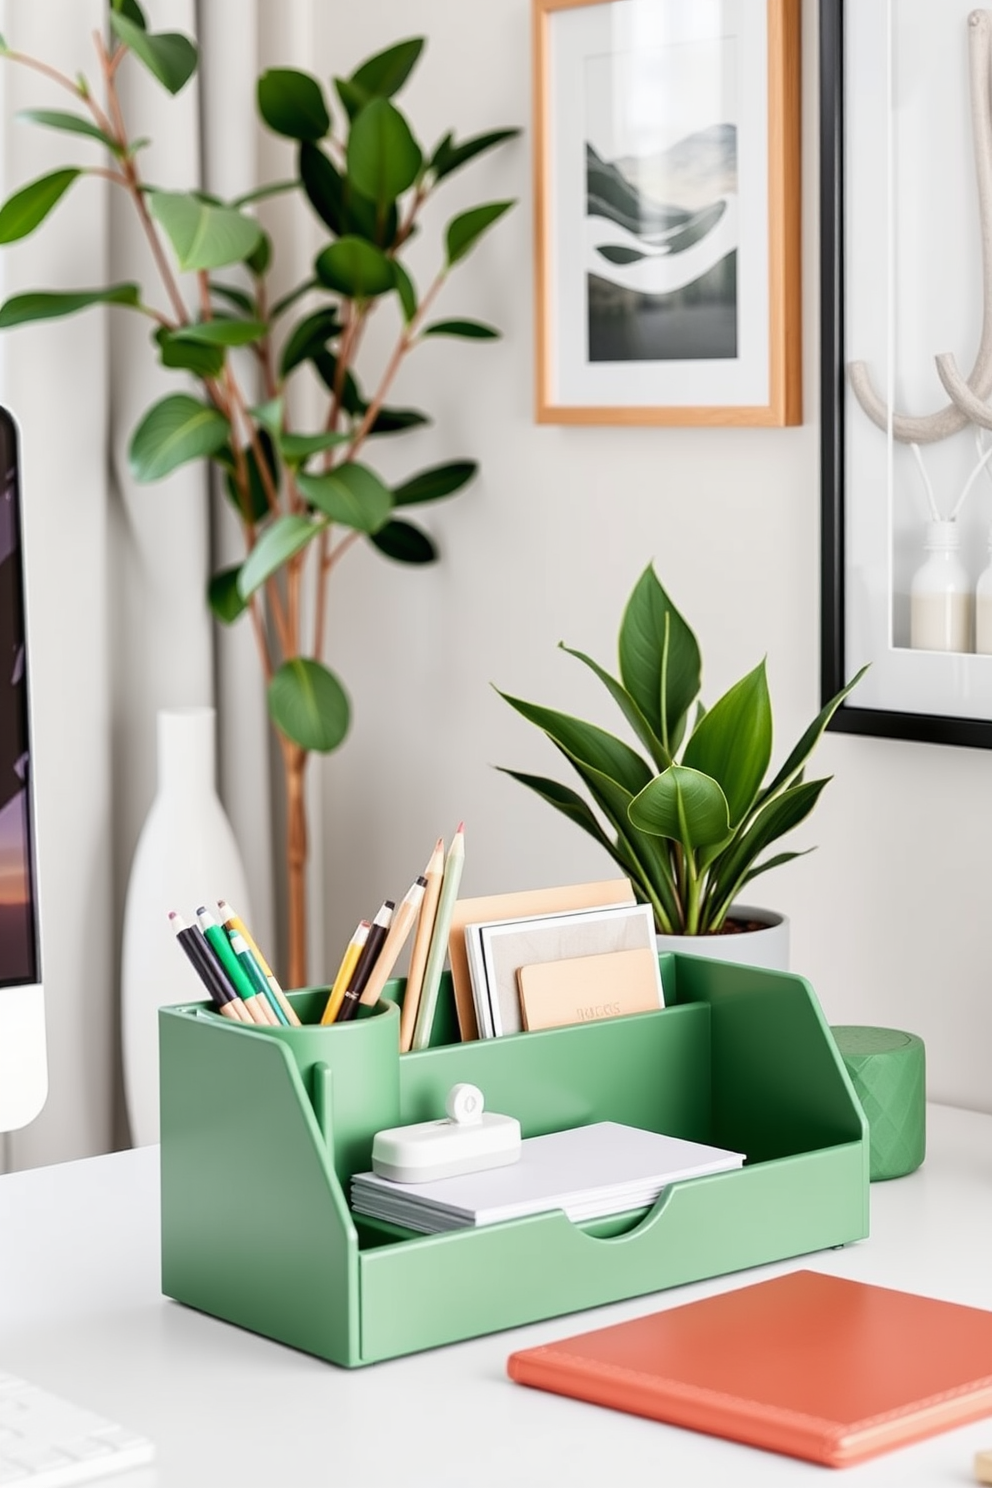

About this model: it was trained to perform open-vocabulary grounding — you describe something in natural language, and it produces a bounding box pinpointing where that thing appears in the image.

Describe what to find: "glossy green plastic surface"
[159,956,869,1366]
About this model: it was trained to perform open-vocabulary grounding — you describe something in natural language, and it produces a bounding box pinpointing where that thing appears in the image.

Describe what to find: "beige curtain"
[0,0,323,1168]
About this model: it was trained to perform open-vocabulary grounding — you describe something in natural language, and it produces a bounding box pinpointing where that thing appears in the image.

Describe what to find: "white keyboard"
[0,1374,154,1486]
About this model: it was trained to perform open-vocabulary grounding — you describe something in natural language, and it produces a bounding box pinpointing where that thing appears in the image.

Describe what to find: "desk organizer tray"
[159,953,869,1367]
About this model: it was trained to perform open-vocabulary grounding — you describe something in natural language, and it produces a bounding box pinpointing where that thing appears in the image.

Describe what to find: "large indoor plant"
[0,5,517,984]
[498,565,865,949]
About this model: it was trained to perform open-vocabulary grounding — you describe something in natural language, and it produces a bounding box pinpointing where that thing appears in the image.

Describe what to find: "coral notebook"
[507,1270,992,1468]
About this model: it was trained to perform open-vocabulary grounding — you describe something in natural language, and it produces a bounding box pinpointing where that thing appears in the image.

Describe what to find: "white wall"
[313,0,992,1116]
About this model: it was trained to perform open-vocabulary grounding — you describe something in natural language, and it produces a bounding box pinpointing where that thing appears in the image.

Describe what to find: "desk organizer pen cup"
[159,958,871,1368]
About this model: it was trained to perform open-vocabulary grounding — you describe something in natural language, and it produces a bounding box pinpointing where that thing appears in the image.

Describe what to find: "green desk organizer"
[159,954,869,1367]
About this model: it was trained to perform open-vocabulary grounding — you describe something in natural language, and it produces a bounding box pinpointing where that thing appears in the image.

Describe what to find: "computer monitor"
[0,406,46,1133]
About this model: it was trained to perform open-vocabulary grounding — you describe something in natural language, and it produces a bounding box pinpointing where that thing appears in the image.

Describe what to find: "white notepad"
[350,1121,744,1233]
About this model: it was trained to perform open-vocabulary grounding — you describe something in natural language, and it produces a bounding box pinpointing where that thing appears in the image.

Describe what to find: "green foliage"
[148,191,261,272]
[256,69,330,142]
[445,201,514,266]
[268,659,350,753]
[129,394,229,480]
[109,13,197,95]
[0,169,80,243]
[0,284,140,328]
[499,566,867,936]
[0,16,517,769]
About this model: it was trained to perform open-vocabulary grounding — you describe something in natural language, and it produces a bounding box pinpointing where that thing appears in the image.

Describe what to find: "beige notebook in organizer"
[448,878,635,1040]
[518,947,663,1031]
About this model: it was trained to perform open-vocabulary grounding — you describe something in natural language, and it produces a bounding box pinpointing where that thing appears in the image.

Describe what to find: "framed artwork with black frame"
[822,0,992,748]
[532,0,801,427]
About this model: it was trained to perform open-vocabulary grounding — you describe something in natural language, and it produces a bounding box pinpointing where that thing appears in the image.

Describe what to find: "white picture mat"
[467,902,661,1038]
[844,0,992,722]
[547,0,770,408]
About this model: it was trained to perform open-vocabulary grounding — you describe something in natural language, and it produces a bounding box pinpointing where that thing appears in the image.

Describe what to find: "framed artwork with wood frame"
[531,0,801,427]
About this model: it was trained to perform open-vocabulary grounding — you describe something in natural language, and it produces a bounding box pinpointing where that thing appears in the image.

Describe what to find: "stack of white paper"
[350,1121,744,1233]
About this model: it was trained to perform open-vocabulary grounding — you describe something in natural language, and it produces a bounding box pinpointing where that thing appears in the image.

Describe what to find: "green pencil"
[410,823,465,1051]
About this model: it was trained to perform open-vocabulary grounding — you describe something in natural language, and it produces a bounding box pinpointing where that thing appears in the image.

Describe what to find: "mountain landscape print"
[584,34,739,364]
[587,122,738,361]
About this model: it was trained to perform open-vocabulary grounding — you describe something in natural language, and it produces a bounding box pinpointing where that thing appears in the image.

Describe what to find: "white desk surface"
[1,1102,991,1488]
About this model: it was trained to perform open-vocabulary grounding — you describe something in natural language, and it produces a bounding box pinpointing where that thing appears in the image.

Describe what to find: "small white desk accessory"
[371,1083,521,1182]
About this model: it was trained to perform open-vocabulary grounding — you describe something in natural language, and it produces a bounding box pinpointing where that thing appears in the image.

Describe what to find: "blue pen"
[229,930,290,1026]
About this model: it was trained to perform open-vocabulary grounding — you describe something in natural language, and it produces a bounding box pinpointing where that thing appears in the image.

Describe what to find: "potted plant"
[0,5,518,985]
[497,565,865,970]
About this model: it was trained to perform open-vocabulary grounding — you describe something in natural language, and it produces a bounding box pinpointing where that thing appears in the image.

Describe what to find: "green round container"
[831,1025,926,1181]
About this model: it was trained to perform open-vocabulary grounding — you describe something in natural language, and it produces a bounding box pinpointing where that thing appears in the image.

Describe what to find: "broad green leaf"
[497,690,652,799]
[109,13,197,95]
[112,0,146,25]
[249,398,283,437]
[392,461,476,506]
[232,179,297,209]
[350,39,423,101]
[268,658,350,753]
[171,318,266,347]
[313,351,365,415]
[628,765,731,850]
[445,200,513,266]
[553,749,681,930]
[334,76,368,123]
[256,68,330,141]
[0,169,80,244]
[618,565,700,754]
[149,191,261,271]
[738,849,813,891]
[298,140,393,246]
[238,515,321,599]
[129,394,229,481]
[758,663,869,804]
[314,236,395,298]
[367,405,430,435]
[297,462,392,532]
[431,127,520,180]
[279,430,351,463]
[222,434,278,524]
[422,319,499,339]
[0,283,140,329]
[299,142,347,234]
[371,519,436,563]
[707,778,831,923]
[246,229,271,277]
[347,97,421,207]
[155,325,224,379]
[682,661,772,826]
[209,281,255,314]
[392,261,417,323]
[208,566,247,624]
[558,643,668,771]
[279,307,341,377]
[18,110,120,153]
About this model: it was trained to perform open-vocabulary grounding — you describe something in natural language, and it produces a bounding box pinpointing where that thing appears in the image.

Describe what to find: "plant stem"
[282,739,308,988]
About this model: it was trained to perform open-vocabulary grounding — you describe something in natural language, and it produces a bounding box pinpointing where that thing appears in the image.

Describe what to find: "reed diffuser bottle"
[909,520,972,652]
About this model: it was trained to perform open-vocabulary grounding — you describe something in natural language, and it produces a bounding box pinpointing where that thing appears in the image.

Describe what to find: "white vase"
[655,905,789,973]
[121,707,253,1147]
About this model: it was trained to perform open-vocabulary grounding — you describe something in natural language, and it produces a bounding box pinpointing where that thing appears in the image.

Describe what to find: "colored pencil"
[321,920,370,1025]
[411,824,465,1051]
[169,912,250,1023]
[400,838,444,1053]
[230,932,289,1026]
[196,907,273,1026]
[335,899,394,1023]
[360,876,428,1007]
[217,899,300,1027]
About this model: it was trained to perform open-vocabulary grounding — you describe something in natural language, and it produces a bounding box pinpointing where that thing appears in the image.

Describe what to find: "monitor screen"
[0,409,39,988]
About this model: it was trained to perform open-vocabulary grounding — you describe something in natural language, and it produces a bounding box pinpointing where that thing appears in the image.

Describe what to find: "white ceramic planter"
[655,905,789,973]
